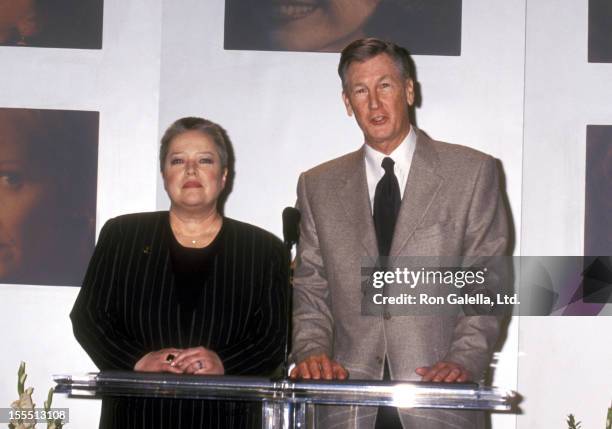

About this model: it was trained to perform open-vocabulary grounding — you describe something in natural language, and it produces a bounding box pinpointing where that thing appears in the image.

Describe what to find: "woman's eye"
[199,158,213,164]
[170,158,184,165]
[0,172,24,189]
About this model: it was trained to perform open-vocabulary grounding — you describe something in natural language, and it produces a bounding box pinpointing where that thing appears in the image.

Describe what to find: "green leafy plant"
[8,362,65,429]
[567,414,582,429]
[566,405,612,429]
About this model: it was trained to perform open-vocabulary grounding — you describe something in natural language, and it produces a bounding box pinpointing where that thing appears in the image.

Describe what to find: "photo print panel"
[0,0,104,49]
[0,108,99,286]
[585,125,612,257]
[588,0,612,62]
[582,126,612,306]
[224,0,462,55]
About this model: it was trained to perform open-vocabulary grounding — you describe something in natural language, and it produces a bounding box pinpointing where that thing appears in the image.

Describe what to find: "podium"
[54,371,516,428]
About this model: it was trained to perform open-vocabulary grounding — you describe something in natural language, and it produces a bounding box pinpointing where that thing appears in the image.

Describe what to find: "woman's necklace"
[170,212,221,247]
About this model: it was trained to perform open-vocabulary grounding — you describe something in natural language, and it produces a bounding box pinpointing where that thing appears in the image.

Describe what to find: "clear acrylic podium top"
[54,371,515,411]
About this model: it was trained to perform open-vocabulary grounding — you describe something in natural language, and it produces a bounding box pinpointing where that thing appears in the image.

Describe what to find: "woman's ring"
[166,353,175,362]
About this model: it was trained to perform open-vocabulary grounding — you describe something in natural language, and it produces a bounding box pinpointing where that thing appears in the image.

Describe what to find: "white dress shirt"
[364,126,417,212]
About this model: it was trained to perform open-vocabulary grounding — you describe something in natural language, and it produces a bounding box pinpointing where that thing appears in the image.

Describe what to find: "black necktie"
[373,158,404,428]
[373,157,401,257]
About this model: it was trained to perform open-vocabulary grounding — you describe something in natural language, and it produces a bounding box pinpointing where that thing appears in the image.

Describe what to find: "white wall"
[0,0,163,426]
[1,0,610,428]
[517,1,612,427]
[516,317,612,428]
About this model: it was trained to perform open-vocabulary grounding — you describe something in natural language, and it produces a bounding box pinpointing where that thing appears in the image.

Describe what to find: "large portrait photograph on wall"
[0,0,104,49]
[224,0,462,55]
[584,125,612,256]
[582,126,612,308]
[588,0,612,62]
[0,108,98,287]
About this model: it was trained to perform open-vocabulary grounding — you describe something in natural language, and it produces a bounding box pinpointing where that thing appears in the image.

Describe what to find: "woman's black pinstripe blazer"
[70,211,287,428]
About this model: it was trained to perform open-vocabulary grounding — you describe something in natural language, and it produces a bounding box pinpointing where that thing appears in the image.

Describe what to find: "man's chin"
[365,136,399,151]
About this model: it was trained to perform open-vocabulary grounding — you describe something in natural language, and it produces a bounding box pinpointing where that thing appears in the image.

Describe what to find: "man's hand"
[170,346,225,375]
[134,348,184,373]
[415,361,471,383]
[290,353,348,380]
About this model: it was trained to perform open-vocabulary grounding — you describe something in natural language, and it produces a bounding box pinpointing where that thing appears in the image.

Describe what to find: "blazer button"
[383,311,391,320]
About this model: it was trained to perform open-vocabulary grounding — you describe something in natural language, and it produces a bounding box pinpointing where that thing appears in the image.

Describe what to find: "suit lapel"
[390,130,444,256]
[336,148,379,260]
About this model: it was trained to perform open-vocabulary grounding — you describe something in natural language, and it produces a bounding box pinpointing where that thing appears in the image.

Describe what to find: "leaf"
[17,362,26,396]
[44,388,54,411]
[566,414,582,429]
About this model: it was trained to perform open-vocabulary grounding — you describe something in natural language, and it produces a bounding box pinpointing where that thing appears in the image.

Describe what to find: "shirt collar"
[364,126,416,173]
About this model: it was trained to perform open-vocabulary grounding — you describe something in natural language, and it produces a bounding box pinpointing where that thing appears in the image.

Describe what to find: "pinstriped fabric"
[70,211,287,428]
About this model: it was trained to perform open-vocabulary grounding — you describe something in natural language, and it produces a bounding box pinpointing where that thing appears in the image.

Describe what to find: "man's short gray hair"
[338,38,412,89]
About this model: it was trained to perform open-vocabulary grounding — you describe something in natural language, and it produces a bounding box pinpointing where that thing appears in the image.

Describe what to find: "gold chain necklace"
[170,213,221,246]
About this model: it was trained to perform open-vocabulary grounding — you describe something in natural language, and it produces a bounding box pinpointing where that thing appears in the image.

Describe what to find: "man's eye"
[355,88,367,95]
[170,159,184,165]
[199,158,213,164]
[0,172,24,188]
[380,82,391,89]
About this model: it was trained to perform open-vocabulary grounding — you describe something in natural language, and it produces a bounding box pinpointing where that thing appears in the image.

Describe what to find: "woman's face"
[162,131,227,214]
[266,0,381,51]
[0,117,56,281]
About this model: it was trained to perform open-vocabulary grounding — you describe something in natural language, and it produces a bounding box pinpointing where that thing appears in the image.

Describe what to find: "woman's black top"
[70,212,287,428]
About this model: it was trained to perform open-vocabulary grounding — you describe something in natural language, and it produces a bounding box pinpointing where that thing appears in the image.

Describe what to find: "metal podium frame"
[54,371,517,428]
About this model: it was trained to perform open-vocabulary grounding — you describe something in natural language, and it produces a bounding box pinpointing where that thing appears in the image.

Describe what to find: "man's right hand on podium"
[290,353,348,380]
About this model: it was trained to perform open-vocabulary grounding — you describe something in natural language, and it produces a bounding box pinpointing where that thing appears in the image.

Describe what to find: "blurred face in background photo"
[0,112,60,282]
[0,0,41,45]
[265,0,381,51]
[0,109,97,286]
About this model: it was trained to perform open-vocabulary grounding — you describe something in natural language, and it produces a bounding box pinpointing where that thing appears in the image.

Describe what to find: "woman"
[70,117,287,428]
[0,108,97,286]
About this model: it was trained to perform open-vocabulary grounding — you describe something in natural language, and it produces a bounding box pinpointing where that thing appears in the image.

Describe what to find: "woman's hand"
[170,346,225,375]
[134,348,184,373]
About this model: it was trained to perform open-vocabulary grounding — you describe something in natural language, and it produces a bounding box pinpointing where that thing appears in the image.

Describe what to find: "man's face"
[342,53,414,154]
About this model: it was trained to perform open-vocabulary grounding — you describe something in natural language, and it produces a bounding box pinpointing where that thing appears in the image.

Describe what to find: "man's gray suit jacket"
[291,129,509,429]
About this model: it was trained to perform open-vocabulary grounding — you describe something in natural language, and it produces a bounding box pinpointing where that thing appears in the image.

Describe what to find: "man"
[290,38,509,428]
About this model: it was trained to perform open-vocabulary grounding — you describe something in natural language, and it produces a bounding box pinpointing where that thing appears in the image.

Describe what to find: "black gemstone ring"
[166,353,175,362]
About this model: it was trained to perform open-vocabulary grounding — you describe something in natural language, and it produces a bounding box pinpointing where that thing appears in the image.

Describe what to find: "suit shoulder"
[423,138,500,189]
[429,139,493,165]
[224,218,284,250]
[102,211,167,234]
[415,130,500,184]
[111,211,166,225]
[301,149,362,183]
